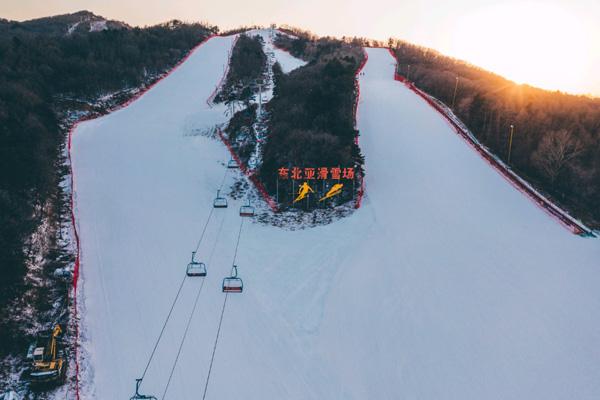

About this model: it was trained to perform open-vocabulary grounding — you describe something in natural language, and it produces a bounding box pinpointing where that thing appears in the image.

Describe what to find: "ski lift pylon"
[239,198,255,217]
[186,251,207,277]
[222,265,243,293]
[213,189,228,208]
[130,378,157,400]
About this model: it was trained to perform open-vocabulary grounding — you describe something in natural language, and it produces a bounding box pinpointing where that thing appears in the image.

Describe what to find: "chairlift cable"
[160,208,228,399]
[193,207,215,254]
[201,294,229,400]
[194,162,231,253]
[160,273,207,400]
[231,217,245,268]
[208,208,228,265]
[138,160,231,388]
[202,217,245,399]
[140,271,187,382]
[218,162,230,191]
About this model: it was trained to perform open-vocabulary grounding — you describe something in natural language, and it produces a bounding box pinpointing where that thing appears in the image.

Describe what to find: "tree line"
[387,39,600,227]
[215,33,267,106]
[258,32,365,208]
[0,16,216,355]
[219,34,268,170]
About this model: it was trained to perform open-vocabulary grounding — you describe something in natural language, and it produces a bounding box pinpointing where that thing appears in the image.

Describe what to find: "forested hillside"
[0,12,216,362]
[388,39,600,227]
[216,34,268,174]
[214,33,267,105]
[2,16,598,392]
[0,10,129,36]
[260,30,365,208]
[216,30,365,210]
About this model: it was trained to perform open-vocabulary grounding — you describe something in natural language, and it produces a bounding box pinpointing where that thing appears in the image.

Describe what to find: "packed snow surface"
[271,46,306,73]
[71,37,600,400]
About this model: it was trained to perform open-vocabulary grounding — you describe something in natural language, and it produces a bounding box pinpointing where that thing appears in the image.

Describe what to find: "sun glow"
[2,0,599,96]
[446,2,592,95]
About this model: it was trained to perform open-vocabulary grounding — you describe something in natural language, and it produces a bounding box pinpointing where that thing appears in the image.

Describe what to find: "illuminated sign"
[276,166,358,207]
[278,167,355,180]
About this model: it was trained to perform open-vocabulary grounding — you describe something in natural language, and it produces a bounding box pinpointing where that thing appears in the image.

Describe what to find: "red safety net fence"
[217,129,278,212]
[66,33,217,400]
[386,48,593,237]
[353,49,369,209]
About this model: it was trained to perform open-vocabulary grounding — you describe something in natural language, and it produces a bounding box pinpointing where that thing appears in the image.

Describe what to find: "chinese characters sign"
[278,167,355,180]
[277,166,357,205]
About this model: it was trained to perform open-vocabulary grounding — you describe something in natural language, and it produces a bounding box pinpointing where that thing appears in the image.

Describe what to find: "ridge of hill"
[0,10,129,36]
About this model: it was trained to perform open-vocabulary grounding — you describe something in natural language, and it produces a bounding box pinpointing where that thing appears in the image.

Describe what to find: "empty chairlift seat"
[222,265,243,293]
[239,199,255,217]
[213,190,228,208]
[130,378,157,400]
[227,158,239,169]
[186,251,206,277]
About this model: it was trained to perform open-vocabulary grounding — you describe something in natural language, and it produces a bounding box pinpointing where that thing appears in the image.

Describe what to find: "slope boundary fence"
[206,35,239,107]
[386,48,594,237]
[67,33,217,400]
[353,49,369,209]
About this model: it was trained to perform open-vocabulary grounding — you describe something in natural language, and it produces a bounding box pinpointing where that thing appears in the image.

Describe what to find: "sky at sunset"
[2,0,599,96]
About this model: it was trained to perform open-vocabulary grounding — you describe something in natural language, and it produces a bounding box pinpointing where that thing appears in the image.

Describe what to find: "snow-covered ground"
[272,46,306,73]
[70,37,600,400]
[66,21,81,35]
[221,29,305,171]
[247,28,306,102]
[89,20,107,32]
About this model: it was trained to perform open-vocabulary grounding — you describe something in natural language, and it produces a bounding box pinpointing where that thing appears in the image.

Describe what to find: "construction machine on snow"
[26,324,67,386]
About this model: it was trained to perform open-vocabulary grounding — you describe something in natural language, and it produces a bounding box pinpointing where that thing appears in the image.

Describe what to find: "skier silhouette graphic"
[319,183,344,201]
[293,182,315,203]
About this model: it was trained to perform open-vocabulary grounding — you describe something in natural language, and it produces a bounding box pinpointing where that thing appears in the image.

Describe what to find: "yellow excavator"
[27,324,67,385]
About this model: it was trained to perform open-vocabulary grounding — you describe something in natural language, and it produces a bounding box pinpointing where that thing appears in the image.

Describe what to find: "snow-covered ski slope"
[71,34,600,400]
[271,46,306,73]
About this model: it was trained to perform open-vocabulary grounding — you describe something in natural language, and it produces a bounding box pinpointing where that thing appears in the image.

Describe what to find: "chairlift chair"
[222,265,243,293]
[186,251,207,277]
[239,199,255,217]
[227,159,239,169]
[130,378,157,400]
[213,190,228,208]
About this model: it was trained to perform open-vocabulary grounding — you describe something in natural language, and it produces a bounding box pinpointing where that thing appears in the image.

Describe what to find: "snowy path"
[71,38,600,400]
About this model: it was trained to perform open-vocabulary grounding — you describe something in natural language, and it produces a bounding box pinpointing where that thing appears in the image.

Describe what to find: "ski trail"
[70,37,600,400]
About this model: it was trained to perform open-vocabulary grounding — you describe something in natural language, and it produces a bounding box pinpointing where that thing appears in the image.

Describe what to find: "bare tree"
[532,129,583,185]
